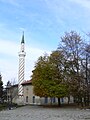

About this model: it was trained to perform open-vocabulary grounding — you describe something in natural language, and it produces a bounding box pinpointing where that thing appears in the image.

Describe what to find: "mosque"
[6,33,73,105]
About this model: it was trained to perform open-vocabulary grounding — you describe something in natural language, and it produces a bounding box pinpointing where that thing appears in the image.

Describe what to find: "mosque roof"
[21,80,32,85]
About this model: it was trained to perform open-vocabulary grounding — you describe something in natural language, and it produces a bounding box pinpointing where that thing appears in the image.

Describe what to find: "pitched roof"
[21,80,32,85]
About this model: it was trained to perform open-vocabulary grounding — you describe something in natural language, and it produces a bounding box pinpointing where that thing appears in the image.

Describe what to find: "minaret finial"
[21,31,24,44]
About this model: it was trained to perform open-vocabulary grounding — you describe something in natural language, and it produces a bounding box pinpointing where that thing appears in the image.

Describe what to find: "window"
[26,96,28,102]
[44,97,48,103]
[33,96,35,103]
[53,97,56,103]
[50,98,52,103]
[26,87,28,94]
[61,98,64,103]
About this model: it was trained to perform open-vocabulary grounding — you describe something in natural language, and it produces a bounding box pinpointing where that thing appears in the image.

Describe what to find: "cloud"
[25,44,51,80]
[0,39,18,57]
[69,0,90,9]
[0,0,19,6]
[44,0,71,27]
[0,58,18,86]
[26,45,50,60]
[0,39,51,85]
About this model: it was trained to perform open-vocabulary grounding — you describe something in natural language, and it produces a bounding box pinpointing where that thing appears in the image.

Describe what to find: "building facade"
[6,80,73,105]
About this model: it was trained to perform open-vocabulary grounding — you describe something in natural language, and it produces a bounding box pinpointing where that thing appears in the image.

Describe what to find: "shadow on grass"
[41,103,90,109]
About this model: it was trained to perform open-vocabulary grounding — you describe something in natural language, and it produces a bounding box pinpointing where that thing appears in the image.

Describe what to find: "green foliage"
[32,53,68,98]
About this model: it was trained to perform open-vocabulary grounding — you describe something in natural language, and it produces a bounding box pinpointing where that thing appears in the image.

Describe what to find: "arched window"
[26,87,28,94]
[33,96,35,103]
[26,96,28,102]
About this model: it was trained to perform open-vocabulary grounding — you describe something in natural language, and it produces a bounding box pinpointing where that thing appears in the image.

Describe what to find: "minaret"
[18,32,26,97]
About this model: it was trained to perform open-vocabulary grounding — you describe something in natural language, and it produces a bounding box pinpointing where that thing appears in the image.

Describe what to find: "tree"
[32,30,90,106]
[32,52,68,106]
[49,50,68,105]
[32,55,56,97]
[58,31,85,105]
[81,44,90,106]
[0,74,3,102]
[6,80,18,104]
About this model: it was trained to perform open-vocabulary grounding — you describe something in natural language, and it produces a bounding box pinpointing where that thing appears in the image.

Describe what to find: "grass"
[0,103,8,111]
[0,103,18,111]
[0,103,90,111]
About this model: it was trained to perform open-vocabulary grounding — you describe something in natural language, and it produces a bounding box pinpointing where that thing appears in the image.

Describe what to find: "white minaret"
[18,32,26,98]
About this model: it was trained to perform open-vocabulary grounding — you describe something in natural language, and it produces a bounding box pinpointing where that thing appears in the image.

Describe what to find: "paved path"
[0,106,90,120]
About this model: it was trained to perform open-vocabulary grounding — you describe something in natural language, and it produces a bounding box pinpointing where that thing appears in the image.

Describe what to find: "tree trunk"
[77,95,80,106]
[58,98,61,106]
[80,97,83,107]
[84,96,86,106]
[68,96,70,104]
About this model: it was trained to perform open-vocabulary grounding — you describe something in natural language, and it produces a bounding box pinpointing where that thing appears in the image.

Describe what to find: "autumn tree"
[81,44,90,106]
[32,52,68,106]
[32,55,54,97]
[49,50,68,105]
[58,31,85,105]
[32,30,90,106]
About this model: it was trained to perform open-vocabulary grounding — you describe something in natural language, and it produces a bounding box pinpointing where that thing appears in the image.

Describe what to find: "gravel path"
[0,106,90,120]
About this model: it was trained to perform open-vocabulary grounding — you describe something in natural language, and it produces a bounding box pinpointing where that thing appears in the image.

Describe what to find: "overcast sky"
[0,0,90,85]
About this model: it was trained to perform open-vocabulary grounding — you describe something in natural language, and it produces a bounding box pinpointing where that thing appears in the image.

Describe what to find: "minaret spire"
[18,32,26,103]
[20,31,25,52]
[21,31,24,44]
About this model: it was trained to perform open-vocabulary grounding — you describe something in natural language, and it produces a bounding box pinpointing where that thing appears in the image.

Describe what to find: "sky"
[0,0,90,85]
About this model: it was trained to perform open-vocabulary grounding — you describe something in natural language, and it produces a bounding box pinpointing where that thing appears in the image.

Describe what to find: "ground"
[0,105,90,120]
